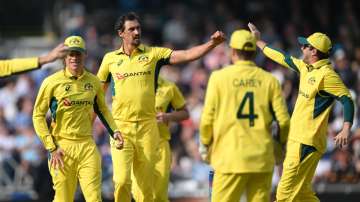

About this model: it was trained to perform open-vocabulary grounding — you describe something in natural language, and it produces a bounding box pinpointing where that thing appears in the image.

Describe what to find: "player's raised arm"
[169,31,226,65]
[248,22,304,73]
[0,43,68,78]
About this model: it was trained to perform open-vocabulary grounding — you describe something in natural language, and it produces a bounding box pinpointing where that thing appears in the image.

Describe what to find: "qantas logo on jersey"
[115,71,151,80]
[63,98,93,107]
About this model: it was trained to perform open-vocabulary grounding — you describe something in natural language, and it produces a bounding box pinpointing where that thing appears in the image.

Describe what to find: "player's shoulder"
[104,50,117,57]
[41,70,64,86]
[257,67,278,81]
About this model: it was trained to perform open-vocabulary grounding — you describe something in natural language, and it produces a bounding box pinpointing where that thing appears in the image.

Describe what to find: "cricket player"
[132,76,189,202]
[248,23,354,201]
[97,12,225,202]
[33,36,123,202]
[200,29,290,202]
[0,43,68,78]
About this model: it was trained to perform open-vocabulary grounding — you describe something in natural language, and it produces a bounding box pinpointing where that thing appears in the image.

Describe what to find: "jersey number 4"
[237,92,258,127]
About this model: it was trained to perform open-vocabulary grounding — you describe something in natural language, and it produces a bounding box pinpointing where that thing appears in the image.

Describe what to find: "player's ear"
[118,30,124,38]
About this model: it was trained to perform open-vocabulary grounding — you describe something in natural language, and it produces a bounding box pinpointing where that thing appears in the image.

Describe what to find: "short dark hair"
[235,49,256,60]
[316,49,330,60]
[114,12,140,32]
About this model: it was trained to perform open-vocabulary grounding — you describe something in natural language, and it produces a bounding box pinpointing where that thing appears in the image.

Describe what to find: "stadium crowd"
[1,0,360,200]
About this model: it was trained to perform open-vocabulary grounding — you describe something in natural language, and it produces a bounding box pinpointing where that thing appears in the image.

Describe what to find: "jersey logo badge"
[308,77,316,85]
[138,55,149,63]
[84,83,93,91]
[65,84,71,92]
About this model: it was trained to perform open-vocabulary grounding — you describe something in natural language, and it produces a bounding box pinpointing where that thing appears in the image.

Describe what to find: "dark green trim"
[300,144,317,162]
[109,74,115,96]
[154,57,170,93]
[94,96,114,138]
[268,45,299,73]
[269,102,280,141]
[166,103,173,113]
[338,96,354,123]
[105,73,112,83]
[50,97,58,121]
[314,90,335,118]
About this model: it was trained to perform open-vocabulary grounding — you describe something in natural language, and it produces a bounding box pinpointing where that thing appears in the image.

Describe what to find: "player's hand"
[334,126,350,148]
[248,22,261,40]
[210,31,226,46]
[39,43,69,65]
[50,148,65,170]
[156,112,170,125]
[114,131,124,150]
[199,142,211,163]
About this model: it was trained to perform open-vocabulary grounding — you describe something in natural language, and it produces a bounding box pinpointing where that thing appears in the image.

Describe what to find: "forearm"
[94,94,118,137]
[199,113,214,146]
[256,40,267,50]
[33,116,57,151]
[0,58,39,77]
[167,109,189,122]
[169,40,216,64]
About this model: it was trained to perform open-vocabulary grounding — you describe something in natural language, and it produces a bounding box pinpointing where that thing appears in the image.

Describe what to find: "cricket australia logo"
[138,55,149,63]
[65,84,71,92]
[117,59,123,66]
[84,83,93,91]
[308,77,316,85]
[69,38,81,46]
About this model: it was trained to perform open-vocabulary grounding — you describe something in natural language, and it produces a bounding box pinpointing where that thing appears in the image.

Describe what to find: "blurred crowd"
[1,0,360,200]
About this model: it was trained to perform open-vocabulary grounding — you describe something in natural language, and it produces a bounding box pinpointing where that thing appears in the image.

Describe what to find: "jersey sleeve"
[200,72,218,146]
[270,78,290,144]
[263,46,305,74]
[153,47,173,64]
[97,54,112,83]
[93,79,119,138]
[0,57,39,78]
[170,84,186,110]
[321,71,354,123]
[32,78,57,151]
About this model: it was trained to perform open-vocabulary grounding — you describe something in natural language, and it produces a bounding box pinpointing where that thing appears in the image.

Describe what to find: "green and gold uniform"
[0,57,39,77]
[200,60,290,202]
[33,68,118,202]
[132,77,186,202]
[97,44,172,202]
[262,46,354,202]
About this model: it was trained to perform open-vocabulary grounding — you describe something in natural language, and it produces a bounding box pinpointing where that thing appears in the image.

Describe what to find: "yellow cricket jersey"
[33,68,118,151]
[156,77,186,140]
[0,57,39,77]
[97,44,173,121]
[263,46,354,153]
[200,60,290,173]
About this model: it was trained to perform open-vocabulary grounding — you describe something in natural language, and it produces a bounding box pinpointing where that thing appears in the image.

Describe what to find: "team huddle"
[0,11,354,202]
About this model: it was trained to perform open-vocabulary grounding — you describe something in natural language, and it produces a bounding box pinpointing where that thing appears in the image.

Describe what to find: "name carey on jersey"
[115,70,151,80]
[233,78,262,88]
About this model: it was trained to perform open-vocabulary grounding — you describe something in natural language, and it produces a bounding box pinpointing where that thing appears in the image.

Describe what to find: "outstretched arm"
[0,43,68,78]
[169,31,226,65]
[248,22,303,73]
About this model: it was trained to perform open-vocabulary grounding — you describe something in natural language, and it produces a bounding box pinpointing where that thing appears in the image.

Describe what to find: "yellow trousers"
[276,139,321,202]
[133,138,171,202]
[49,138,102,202]
[212,172,272,202]
[111,119,159,202]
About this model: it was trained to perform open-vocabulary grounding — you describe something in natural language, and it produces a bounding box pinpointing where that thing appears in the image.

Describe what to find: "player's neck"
[67,67,84,77]
[122,43,137,56]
